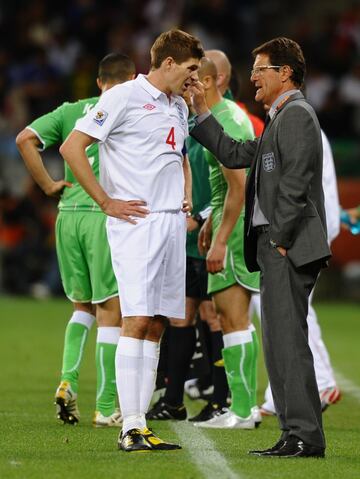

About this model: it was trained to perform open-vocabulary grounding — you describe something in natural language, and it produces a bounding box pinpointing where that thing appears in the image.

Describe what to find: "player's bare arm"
[16,128,72,198]
[60,130,149,224]
[197,212,212,256]
[182,153,193,214]
[206,167,245,274]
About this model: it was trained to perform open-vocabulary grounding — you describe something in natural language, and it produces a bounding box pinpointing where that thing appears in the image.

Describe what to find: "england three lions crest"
[262,152,276,172]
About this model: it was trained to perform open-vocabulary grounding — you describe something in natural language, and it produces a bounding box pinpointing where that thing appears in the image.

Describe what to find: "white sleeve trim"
[26,127,46,151]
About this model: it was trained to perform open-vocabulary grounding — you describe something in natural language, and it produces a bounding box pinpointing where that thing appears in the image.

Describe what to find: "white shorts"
[106,211,186,319]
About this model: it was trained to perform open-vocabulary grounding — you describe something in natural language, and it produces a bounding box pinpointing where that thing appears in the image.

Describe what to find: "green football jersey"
[206,98,254,209]
[205,98,260,293]
[28,97,100,211]
[185,116,212,259]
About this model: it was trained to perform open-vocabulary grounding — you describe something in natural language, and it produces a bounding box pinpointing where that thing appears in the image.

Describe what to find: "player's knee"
[96,297,121,326]
[170,317,194,327]
[73,302,95,315]
[146,316,167,341]
[122,316,151,339]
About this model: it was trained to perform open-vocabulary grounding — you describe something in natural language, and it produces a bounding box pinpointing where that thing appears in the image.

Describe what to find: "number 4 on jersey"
[166,127,176,150]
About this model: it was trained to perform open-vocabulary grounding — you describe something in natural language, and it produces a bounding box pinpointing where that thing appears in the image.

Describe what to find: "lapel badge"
[262,152,276,172]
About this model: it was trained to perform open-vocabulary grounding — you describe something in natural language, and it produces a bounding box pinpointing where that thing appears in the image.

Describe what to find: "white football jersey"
[75,74,189,211]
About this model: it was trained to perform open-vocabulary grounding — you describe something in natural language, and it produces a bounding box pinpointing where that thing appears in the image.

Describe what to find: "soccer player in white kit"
[60,29,204,452]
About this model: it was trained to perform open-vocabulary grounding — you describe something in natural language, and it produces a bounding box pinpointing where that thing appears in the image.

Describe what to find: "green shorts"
[56,211,118,303]
[207,209,260,295]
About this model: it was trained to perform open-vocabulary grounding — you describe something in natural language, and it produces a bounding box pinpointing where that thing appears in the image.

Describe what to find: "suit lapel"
[272,91,305,120]
[245,115,271,234]
[245,92,304,233]
[246,114,270,184]
[249,92,305,184]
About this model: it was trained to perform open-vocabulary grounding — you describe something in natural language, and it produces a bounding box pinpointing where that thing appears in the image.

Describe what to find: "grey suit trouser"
[256,229,325,449]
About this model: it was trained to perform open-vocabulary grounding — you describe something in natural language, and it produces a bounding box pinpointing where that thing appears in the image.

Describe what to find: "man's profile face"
[168,57,200,95]
[251,53,283,107]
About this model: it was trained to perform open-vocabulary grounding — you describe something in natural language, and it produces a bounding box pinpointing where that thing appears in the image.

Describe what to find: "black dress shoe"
[267,436,325,458]
[248,438,285,456]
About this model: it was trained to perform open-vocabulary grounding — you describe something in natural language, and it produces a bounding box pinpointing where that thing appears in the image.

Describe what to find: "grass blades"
[0,298,359,479]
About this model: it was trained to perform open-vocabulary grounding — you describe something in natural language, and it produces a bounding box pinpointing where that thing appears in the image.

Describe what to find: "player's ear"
[202,74,212,89]
[163,57,175,70]
[96,78,102,90]
[216,73,225,89]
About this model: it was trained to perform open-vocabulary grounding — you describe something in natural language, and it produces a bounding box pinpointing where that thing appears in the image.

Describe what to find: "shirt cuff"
[195,111,211,125]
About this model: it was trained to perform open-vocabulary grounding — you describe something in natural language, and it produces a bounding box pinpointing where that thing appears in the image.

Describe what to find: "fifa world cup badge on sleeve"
[93,110,108,126]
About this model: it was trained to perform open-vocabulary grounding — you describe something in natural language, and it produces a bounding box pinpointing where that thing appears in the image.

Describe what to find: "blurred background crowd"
[0,0,359,298]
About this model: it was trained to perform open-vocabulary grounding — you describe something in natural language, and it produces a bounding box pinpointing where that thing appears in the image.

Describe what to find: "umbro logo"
[143,103,156,110]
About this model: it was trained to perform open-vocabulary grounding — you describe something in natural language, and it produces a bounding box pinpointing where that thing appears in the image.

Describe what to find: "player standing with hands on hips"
[16,53,136,428]
[189,37,330,458]
[60,29,204,452]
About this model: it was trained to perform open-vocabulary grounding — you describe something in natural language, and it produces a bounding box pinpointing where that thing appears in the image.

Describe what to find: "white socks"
[97,327,121,345]
[116,337,143,433]
[69,310,96,329]
[140,340,160,417]
[223,329,252,348]
[116,337,160,434]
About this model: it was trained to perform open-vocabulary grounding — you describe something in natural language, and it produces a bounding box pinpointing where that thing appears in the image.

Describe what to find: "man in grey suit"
[189,37,331,458]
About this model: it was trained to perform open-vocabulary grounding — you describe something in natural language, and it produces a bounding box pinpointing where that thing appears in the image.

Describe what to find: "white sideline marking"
[335,371,360,402]
[170,423,241,479]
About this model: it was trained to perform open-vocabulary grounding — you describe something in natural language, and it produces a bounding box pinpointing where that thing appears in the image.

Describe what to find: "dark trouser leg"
[256,232,325,448]
[163,325,196,406]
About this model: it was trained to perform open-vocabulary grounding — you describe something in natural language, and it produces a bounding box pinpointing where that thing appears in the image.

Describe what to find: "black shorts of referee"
[186,256,211,300]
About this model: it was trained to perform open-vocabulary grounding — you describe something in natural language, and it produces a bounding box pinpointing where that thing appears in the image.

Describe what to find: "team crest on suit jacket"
[262,152,276,172]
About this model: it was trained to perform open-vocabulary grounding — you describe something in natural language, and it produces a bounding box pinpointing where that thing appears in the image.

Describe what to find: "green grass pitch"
[0,297,359,478]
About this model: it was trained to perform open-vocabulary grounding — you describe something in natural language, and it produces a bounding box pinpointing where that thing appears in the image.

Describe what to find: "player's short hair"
[98,53,136,83]
[150,29,204,69]
[198,57,218,82]
[252,37,306,88]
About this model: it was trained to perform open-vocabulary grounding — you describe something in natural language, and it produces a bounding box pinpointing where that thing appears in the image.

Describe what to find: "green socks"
[61,311,96,393]
[222,329,254,418]
[60,313,120,416]
[95,327,121,416]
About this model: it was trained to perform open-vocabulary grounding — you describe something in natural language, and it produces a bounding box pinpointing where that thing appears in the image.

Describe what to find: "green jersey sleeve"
[27,97,101,211]
[205,99,254,210]
[28,104,67,151]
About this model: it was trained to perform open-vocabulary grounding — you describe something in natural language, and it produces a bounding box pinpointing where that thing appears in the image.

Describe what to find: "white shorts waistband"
[150,208,181,214]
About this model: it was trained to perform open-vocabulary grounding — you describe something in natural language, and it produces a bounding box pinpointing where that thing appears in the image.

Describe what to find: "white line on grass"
[335,370,360,402]
[170,422,242,479]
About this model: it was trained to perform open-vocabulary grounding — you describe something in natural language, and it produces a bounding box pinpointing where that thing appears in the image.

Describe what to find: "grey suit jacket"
[191,92,331,272]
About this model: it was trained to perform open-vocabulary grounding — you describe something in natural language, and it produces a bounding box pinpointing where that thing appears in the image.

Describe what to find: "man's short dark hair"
[252,37,306,88]
[98,53,136,83]
[150,29,204,69]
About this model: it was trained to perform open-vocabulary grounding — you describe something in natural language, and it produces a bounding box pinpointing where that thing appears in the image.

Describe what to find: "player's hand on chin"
[101,198,149,224]
[188,81,208,116]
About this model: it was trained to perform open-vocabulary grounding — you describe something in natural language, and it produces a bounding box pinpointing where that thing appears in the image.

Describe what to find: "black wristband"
[192,213,205,227]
